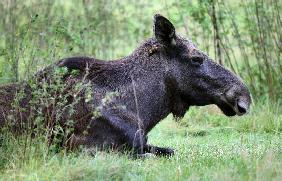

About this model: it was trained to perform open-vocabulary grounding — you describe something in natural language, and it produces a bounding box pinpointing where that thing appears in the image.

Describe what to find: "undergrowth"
[0,100,281,181]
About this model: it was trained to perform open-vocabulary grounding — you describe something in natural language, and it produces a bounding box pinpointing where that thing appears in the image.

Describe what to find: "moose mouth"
[217,102,237,116]
[217,98,248,117]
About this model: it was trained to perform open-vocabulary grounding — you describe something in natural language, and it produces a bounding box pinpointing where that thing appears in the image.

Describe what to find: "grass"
[0,102,281,181]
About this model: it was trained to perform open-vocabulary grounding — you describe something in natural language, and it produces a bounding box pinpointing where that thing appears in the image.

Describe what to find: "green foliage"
[0,65,95,167]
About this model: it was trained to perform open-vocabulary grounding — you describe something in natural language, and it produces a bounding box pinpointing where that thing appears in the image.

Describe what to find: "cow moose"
[0,14,251,157]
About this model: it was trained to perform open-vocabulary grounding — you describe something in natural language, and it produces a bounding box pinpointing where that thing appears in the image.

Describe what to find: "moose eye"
[190,56,204,66]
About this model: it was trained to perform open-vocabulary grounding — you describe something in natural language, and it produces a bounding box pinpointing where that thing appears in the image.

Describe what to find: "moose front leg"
[101,110,174,157]
[143,145,174,157]
[101,110,148,154]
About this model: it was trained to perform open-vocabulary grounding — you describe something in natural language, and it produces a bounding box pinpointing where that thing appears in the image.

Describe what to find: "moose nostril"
[238,105,246,114]
[237,101,247,114]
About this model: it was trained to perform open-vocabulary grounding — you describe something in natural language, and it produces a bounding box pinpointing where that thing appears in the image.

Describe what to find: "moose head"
[153,14,251,116]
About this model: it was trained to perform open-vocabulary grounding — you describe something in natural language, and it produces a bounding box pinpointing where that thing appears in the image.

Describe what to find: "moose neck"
[121,39,187,132]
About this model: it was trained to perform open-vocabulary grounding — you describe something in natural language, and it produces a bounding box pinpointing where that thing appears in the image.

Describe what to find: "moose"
[0,14,251,157]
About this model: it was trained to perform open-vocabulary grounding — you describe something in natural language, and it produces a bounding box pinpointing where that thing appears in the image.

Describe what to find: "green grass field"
[0,103,281,181]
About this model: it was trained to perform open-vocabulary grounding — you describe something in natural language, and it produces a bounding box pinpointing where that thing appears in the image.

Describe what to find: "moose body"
[0,15,251,156]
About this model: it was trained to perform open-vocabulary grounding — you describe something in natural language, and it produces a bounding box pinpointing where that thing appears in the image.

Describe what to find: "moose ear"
[154,14,176,46]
